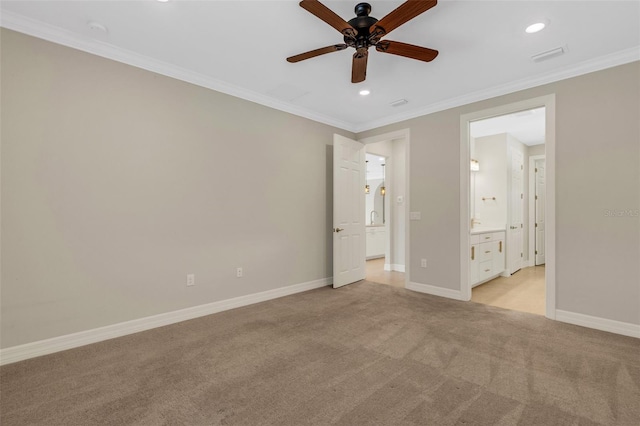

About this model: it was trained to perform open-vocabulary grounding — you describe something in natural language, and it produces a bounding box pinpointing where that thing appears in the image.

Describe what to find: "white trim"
[460,95,557,319]
[555,310,640,339]
[406,282,465,301]
[0,11,354,132]
[0,277,331,366]
[384,263,405,273]
[528,154,546,266]
[355,47,639,132]
[5,11,635,135]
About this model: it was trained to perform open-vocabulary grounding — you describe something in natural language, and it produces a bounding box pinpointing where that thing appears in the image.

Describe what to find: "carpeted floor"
[1,281,638,425]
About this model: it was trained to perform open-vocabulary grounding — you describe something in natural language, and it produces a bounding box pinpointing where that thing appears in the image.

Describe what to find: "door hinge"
[521,165,523,170]
[535,195,538,200]
[535,250,538,255]
[521,223,523,228]
[521,193,523,199]
[520,252,523,257]
[535,168,538,173]
[535,223,538,227]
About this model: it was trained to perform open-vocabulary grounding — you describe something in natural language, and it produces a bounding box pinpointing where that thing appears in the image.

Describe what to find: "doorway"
[360,130,410,289]
[460,95,556,319]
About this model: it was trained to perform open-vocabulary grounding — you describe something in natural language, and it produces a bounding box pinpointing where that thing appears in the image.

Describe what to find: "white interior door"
[507,148,523,274]
[535,159,546,265]
[333,134,366,288]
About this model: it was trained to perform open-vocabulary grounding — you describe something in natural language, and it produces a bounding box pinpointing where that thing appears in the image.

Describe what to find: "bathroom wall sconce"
[470,159,480,172]
[380,186,386,196]
[365,160,370,193]
[380,163,386,196]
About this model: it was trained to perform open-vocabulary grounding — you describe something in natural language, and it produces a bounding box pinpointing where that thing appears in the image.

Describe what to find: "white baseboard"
[0,277,332,366]
[555,310,640,339]
[384,263,405,272]
[406,281,465,301]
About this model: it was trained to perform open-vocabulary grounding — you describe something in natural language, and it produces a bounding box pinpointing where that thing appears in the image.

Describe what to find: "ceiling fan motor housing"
[345,2,379,48]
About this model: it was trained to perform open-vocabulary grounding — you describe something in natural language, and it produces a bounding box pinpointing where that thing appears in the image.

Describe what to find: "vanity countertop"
[366,224,385,228]
[470,227,505,235]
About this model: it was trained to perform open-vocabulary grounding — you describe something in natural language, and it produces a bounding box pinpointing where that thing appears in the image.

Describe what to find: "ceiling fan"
[287,0,439,83]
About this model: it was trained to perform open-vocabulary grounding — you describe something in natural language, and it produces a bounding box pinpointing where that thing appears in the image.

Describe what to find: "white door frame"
[358,129,410,287]
[528,154,546,267]
[459,95,556,320]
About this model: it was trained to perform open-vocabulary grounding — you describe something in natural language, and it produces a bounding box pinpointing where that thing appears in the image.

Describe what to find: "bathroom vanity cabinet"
[470,229,506,287]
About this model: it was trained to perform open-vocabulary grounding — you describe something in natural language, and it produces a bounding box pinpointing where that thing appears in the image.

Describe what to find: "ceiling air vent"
[531,47,565,63]
[390,99,408,107]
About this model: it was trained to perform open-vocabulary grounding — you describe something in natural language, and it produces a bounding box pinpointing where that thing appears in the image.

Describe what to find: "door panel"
[535,159,546,265]
[333,134,366,288]
[507,148,523,274]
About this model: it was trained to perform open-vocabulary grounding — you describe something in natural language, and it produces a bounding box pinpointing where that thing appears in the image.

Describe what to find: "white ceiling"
[2,1,639,132]
[470,107,545,146]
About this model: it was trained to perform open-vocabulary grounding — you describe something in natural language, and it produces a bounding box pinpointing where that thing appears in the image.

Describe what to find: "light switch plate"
[410,211,421,220]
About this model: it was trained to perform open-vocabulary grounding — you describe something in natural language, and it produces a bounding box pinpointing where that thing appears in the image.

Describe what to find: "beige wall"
[358,61,640,325]
[0,29,354,348]
[2,28,639,350]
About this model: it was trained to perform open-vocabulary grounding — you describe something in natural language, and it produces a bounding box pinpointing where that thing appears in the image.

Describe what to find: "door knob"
[334,227,344,233]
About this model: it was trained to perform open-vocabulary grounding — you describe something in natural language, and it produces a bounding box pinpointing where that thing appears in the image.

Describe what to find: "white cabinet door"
[470,244,479,285]
[494,235,505,274]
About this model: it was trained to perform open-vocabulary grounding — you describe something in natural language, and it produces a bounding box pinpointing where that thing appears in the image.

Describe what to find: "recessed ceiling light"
[525,22,546,33]
[157,0,170,2]
[359,90,370,96]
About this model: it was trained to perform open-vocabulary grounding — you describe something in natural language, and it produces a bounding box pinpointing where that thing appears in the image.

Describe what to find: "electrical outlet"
[420,258,427,268]
[410,211,421,220]
[236,267,243,278]
[186,273,195,286]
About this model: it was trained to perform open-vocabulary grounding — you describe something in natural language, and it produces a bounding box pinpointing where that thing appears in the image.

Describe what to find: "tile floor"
[471,265,546,315]
[365,258,405,288]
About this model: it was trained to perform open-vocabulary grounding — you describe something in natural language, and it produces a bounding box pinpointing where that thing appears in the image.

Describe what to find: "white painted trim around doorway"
[459,94,556,320]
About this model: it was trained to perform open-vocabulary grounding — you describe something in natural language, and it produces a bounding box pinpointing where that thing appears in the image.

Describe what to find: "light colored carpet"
[472,265,546,315]
[1,281,638,425]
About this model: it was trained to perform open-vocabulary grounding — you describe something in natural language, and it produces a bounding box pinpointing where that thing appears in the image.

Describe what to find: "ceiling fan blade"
[376,40,438,62]
[300,0,357,38]
[370,0,437,37]
[351,49,368,83]
[287,44,348,63]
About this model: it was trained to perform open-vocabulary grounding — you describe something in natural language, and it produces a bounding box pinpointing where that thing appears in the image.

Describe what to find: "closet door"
[507,147,523,275]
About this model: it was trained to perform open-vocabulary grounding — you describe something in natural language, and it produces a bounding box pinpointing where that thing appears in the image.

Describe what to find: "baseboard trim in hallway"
[0,277,332,366]
[406,282,466,301]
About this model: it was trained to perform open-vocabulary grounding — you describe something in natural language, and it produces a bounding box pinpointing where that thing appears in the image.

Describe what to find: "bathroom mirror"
[365,154,386,226]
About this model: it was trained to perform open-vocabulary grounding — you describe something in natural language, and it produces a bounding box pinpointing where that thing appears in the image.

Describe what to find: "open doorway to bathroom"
[468,107,546,315]
[363,137,407,289]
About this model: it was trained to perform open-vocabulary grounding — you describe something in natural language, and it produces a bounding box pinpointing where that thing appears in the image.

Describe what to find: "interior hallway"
[365,258,405,288]
[472,265,545,315]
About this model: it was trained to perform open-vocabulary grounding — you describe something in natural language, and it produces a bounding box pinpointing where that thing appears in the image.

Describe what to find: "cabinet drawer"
[479,260,493,280]
[479,242,493,262]
[479,233,493,243]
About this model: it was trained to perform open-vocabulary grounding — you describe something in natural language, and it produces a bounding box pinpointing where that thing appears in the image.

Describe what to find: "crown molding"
[2,10,638,135]
[0,11,357,133]
[353,46,640,133]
